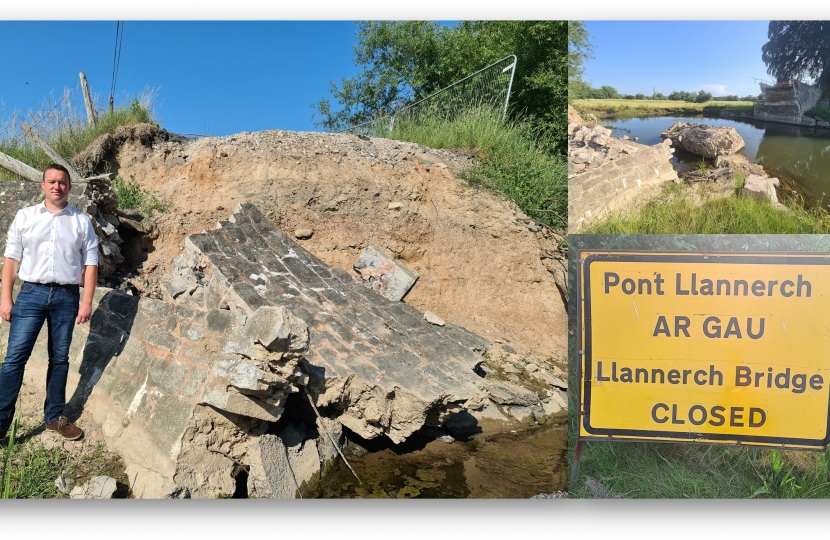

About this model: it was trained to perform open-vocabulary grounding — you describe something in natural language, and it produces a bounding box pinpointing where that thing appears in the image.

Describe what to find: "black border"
[579,250,830,447]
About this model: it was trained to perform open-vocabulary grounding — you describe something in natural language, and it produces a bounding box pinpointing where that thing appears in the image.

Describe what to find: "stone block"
[253,427,321,498]
[241,306,309,355]
[202,389,284,422]
[485,379,540,407]
[353,245,419,302]
[743,175,780,204]
[69,476,117,499]
[180,321,205,341]
[205,309,241,334]
[144,326,181,355]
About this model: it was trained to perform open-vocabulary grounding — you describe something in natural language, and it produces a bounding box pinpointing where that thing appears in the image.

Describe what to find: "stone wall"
[756,81,822,126]
[568,139,677,233]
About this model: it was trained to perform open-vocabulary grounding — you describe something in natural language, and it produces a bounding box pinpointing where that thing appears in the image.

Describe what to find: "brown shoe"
[45,417,83,441]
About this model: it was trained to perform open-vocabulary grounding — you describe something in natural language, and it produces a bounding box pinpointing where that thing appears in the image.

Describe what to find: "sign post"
[572,250,830,485]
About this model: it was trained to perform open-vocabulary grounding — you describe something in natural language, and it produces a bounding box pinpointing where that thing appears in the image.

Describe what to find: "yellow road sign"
[577,250,830,449]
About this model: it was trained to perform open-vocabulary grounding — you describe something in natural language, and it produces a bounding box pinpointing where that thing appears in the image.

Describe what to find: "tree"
[585,85,620,99]
[568,21,593,101]
[696,90,713,103]
[599,85,620,99]
[762,21,830,89]
[313,21,569,154]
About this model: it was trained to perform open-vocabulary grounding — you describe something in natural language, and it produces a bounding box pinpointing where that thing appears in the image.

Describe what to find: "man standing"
[0,164,98,442]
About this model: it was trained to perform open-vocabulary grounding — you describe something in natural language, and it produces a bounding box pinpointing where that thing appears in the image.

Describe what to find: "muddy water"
[313,419,568,499]
[601,115,830,206]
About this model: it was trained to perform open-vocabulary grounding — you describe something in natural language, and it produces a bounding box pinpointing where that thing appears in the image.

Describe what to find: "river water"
[601,116,830,206]
[312,419,568,498]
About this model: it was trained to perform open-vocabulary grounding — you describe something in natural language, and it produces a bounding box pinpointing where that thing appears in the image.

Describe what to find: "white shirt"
[4,201,99,285]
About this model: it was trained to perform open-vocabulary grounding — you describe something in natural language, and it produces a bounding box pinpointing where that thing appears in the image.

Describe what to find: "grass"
[388,107,567,230]
[0,417,128,499]
[734,171,746,190]
[805,106,830,122]
[581,181,830,234]
[0,87,157,182]
[571,439,830,499]
[2,412,21,498]
[113,175,171,217]
[572,98,756,118]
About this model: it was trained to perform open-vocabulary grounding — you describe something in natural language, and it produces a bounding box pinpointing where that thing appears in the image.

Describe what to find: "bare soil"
[110,127,568,365]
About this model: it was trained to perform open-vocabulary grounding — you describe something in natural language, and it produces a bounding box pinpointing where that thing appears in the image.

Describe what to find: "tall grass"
[0,87,157,182]
[389,108,567,230]
[572,440,830,499]
[582,182,830,234]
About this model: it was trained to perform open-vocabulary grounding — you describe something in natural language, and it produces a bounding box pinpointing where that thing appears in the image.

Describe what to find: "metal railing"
[342,55,517,137]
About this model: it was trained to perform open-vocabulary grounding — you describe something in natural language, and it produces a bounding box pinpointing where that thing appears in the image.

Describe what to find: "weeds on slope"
[389,108,567,231]
[113,175,171,218]
[0,87,157,182]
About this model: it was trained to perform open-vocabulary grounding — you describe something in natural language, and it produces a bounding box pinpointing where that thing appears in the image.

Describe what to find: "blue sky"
[0,21,363,136]
[581,21,774,98]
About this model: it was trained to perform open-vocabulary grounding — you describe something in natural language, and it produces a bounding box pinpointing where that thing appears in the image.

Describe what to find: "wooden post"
[0,150,42,182]
[79,72,97,127]
[20,123,81,184]
[109,96,114,114]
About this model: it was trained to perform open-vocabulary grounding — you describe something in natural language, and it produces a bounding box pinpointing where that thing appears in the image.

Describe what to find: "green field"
[572,98,756,118]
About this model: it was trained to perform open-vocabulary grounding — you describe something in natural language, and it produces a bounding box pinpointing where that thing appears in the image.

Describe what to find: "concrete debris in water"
[660,122,745,159]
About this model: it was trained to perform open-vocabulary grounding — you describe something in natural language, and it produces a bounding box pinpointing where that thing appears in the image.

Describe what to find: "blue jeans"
[0,282,79,434]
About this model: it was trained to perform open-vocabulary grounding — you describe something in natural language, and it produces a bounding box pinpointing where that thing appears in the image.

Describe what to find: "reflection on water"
[601,116,830,205]
[313,420,568,499]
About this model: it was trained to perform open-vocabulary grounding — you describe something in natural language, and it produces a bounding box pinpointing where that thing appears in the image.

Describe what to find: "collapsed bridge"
[0,193,492,497]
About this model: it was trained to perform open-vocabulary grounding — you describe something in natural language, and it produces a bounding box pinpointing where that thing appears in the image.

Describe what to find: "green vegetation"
[0,92,157,183]
[389,108,566,230]
[571,98,756,118]
[805,106,830,122]
[113,175,171,218]
[763,21,830,91]
[314,21,567,154]
[2,412,20,498]
[734,171,746,190]
[0,424,126,499]
[581,182,830,234]
[568,21,593,104]
[571,440,830,499]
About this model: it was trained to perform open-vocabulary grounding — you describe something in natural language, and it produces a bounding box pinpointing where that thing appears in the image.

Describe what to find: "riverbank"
[580,180,830,234]
[571,98,756,119]
[568,104,830,233]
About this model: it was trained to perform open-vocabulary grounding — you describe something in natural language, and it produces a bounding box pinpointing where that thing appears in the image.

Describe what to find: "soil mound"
[98,127,567,365]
